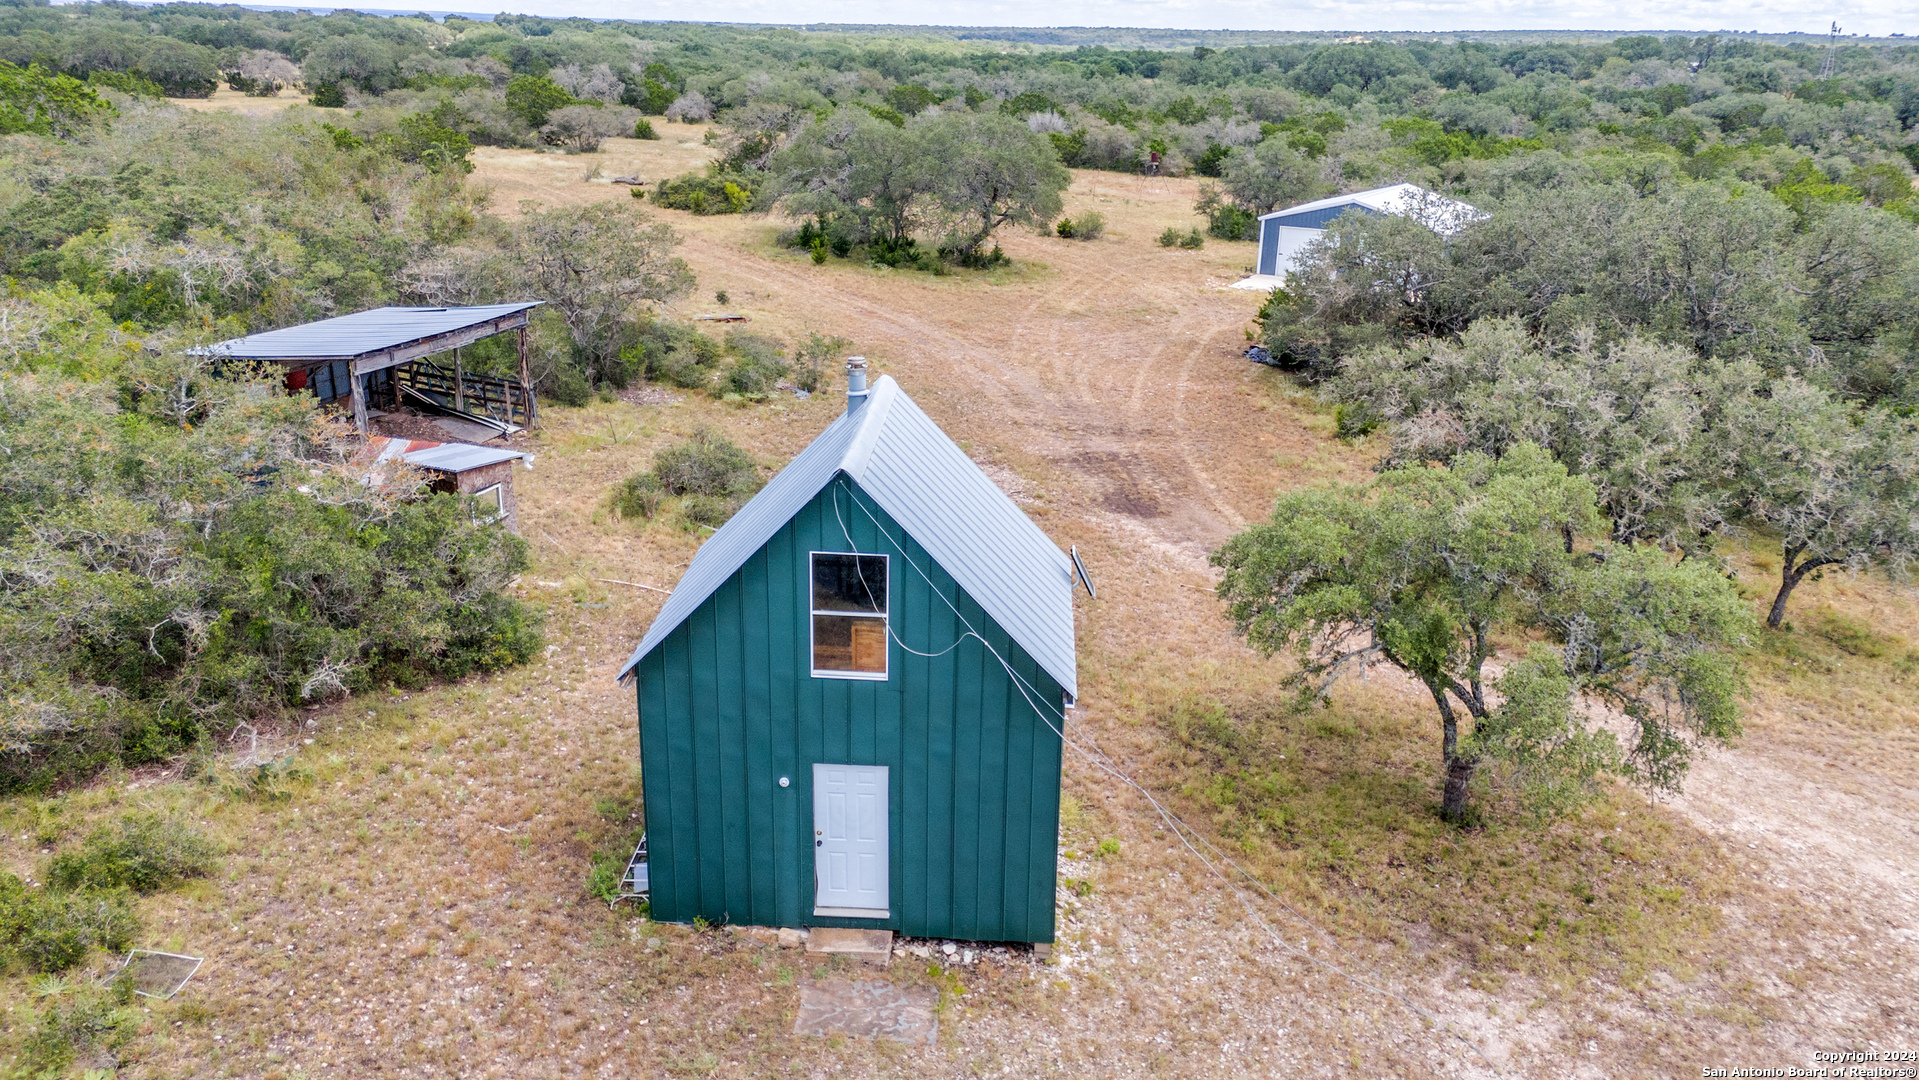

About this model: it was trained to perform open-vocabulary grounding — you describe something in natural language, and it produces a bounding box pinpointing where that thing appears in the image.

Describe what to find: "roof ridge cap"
[839,376,898,481]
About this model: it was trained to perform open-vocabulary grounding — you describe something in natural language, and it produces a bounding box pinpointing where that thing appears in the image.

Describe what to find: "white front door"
[812,763,889,917]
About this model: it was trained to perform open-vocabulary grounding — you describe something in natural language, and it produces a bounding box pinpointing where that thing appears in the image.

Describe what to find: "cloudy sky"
[489,0,1916,37]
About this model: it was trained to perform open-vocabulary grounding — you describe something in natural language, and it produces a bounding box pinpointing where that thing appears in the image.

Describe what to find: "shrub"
[46,815,219,894]
[681,494,734,529]
[543,360,592,407]
[612,473,664,520]
[1333,402,1380,440]
[87,70,164,100]
[1055,217,1076,239]
[1206,203,1257,240]
[1072,210,1106,240]
[724,355,786,396]
[438,591,545,679]
[949,243,1010,269]
[634,118,659,140]
[0,366,542,792]
[309,81,347,108]
[392,101,474,173]
[0,875,139,973]
[721,332,788,397]
[664,91,714,122]
[623,319,722,388]
[21,983,139,1074]
[792,332,852,393]
[650,427,761,499]
[1178,228,1206,249]
[652,171,755,215]
[1158,226,1184,247]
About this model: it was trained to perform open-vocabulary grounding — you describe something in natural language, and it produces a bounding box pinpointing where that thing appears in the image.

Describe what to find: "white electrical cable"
[829,478,1504,1077]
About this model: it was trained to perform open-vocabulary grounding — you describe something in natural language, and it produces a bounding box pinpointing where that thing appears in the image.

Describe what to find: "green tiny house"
[618,365,1078,943]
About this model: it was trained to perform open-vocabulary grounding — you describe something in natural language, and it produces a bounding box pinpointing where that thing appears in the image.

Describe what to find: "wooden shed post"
[348,359,369,433]
[454,346,466,415]
[516,325,535,428]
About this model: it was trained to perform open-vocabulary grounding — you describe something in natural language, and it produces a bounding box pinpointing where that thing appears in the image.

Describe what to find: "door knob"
[816,840,823,847]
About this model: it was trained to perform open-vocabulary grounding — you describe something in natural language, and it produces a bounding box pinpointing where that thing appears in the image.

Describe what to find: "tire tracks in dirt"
[680,222,1256,562]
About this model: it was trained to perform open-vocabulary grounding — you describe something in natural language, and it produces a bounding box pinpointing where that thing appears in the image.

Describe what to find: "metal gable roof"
[355,438,527,473]
[617,376,1077,699]
[197,303,543,362]
[403,443,528,473]
[1258,183,1484,236]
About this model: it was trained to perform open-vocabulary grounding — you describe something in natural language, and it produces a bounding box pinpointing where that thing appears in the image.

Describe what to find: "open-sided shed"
[200,303,543,433]
[617,362,1078,943]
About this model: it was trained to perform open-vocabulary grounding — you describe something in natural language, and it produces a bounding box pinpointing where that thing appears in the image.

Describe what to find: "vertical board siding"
[634,475,1064,941]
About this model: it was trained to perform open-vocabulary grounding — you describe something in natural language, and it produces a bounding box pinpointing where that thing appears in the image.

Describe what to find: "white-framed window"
[471,483,506,524]
[810,552,888,679]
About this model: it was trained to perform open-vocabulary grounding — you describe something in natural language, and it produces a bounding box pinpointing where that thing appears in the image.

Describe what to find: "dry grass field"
[2,118,1915,1079]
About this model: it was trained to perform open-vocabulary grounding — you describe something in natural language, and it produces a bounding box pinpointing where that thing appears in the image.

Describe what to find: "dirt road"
[66,131,1911,1079]
[458,142,1919,1075]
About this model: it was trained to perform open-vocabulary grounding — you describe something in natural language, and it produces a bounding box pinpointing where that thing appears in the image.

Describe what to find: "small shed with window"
[356,437,530,533]
[616,363,1078,943]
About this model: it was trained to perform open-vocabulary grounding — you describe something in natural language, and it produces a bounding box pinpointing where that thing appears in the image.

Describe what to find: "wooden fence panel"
[394,359,534,429]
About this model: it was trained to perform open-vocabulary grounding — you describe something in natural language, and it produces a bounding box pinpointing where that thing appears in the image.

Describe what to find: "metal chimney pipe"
[845,356,869,413]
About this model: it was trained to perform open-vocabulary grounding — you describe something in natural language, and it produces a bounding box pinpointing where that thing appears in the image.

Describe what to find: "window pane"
[812,553,886,613]
[814,615,887,673]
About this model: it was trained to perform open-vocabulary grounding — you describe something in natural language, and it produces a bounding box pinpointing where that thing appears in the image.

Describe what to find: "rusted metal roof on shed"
[197,303,543,362]
[617,375,1077,699]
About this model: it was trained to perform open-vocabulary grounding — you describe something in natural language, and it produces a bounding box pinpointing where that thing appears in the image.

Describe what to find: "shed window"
[471,483,505,524]
[810,553,887,678]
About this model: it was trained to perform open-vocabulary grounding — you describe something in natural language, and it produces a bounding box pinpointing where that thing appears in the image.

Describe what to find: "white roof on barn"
[1257,182,1485,236]
[617,376,1078,700]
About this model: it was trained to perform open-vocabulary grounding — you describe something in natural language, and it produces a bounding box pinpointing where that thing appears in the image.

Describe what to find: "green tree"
[921,111,1069,254]
[1333,320,1741,551]
[504,73,574,127]
[393,101,475,173]
[769,107,938,246]
[132,37,220,97]
[637,78,675,115]
[504,200,694,388]
[0,61,110,138]
[1723,378,1919,628]
[1219,137,1322,216]
[1212,444,1749,822]
[299,34,397,95]
[1260,204,1465,372]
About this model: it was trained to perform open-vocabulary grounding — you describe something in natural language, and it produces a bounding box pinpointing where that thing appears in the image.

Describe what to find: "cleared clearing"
[2,131,1914,1079]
